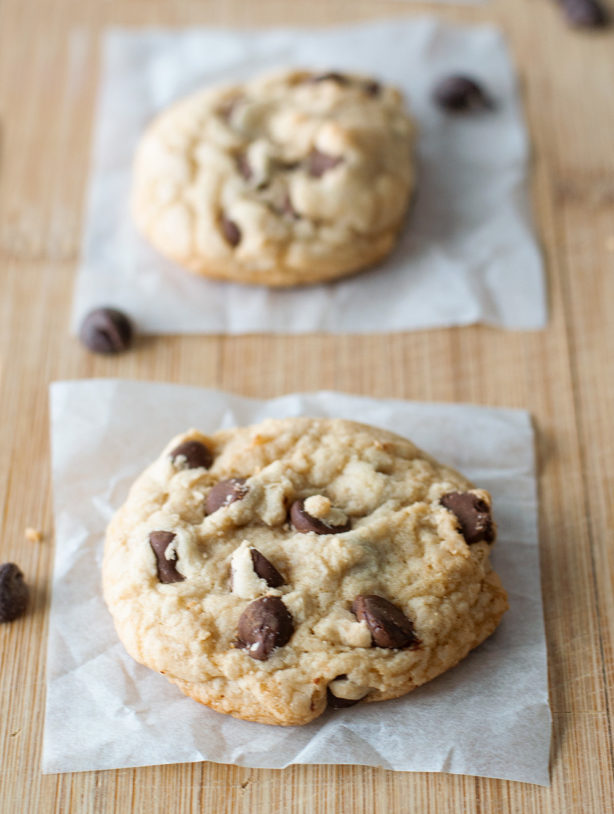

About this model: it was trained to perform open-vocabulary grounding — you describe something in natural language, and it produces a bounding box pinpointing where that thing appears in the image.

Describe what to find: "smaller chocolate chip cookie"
[103,418,508,726]
[131,69,416,286]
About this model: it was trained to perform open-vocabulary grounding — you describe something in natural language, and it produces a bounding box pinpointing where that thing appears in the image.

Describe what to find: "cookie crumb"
[25,527,42,543]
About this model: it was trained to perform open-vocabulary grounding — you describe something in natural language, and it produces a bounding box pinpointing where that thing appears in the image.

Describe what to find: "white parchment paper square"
[72,19,545,334]
[45,380,550,783]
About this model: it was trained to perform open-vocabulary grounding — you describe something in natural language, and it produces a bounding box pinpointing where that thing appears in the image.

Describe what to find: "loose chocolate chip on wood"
[441,492,495,544]
[170,440,213,470]
[290,499,351,535]
[433,75,493,112]
[351,595,419,649]
[205,478,248,515]
[79,307,133,354]
[221,214,241,246]
[0,563,29,623]
[237,596,294,661]
[559,0,608,27]
[307,149,343,178]
[250,548,284,588]
[149,531,185,584]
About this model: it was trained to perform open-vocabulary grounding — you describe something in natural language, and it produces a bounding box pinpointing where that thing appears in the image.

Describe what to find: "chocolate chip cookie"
[103,418,508,726]
[131,69,415,286]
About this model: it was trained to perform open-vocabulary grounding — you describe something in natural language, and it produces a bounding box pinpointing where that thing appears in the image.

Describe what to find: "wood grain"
[1,0,613,812]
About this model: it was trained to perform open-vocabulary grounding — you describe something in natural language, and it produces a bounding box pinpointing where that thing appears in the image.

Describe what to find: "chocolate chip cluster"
[147,438,495,709]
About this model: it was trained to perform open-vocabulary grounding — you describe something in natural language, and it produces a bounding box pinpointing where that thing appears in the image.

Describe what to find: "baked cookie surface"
[131,69,415,286]
[103,418,508,726]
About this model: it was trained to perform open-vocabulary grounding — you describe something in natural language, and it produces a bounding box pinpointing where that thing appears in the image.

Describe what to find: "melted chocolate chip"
[279,192,299,219]
[205,478,248,515]
[560,0,608,27]
[79,307,133,354]
[327,689,361,709]
[170,440,213,470]
[237,153,252,181]
[218,95,243,122]
[441,492,495,544]
[250,548,284,588]
[237,596,294,661]
[221,215,241,246]
[351,595,419,649]
[433,75,493,112]
[307,149,343,178]
[0,563,29,623]
[149,532,185,584]
[290,499,351,535]
[327,675,362,709]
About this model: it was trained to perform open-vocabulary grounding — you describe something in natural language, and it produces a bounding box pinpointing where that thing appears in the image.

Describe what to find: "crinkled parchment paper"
[44,380,550,783]
[72,18,545,334]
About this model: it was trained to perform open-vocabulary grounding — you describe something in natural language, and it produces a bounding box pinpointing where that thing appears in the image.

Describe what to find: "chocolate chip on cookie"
[441,492,495,544]
[559,0,608,27]
[149,531,185,584]
[79,307,133,354]
[205,478,248,515]
[221,214,241,246]
[310,72,351,85]
[433,75,493,112]
[250,548,285,588]
[236,153,253,181]
[327,675,364,709]
[237,596,294,661]
[364,80,381,96]
[307,149,343,178]
[170,440,213,470]
[351,594,419,649]
[290,498,351,535]
[0,563,29,623]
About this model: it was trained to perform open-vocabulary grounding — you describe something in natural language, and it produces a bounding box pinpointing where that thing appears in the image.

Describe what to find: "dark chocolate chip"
[0,563,29,623]
[218,95,243,122]
[280,192,299,219]
[205,478,248,515]
[237,153,253,181]
[441,492,495,544]
[351,594,419,649]
[221,214,241,246]
[250,548,284,588]
[327,675,362,709]
[327,688,361,709]
[237,596,294,661]
[79,307,133,354]
[310,72,351,85]
[433,75,493,112]
[364,80,381,96]
[149,531,185,584]
[307,149,343,178]
[290,499,351,535]
[170,440,213,470]
[559,0,608,27]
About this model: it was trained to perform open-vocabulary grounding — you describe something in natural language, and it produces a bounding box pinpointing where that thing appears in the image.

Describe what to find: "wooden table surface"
[1,0,613,811]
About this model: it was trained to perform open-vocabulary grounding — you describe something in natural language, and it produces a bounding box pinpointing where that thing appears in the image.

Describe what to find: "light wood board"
[0,0,613,811]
